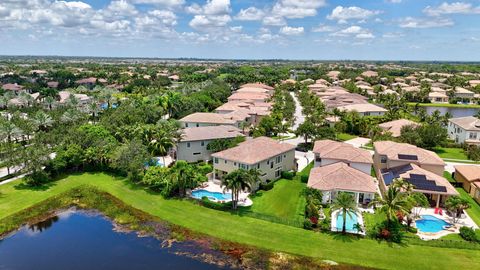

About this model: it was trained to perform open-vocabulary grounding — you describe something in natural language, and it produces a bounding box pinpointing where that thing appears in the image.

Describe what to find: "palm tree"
[369,186,409,225]
[32,111,54,132]
[67,94,79,108]
[150,129,175,166]
[43,96,56,110]
[100,87,117,109]
[61,109,82,124]
[392,178,415,194]
[0,119,23,175]
[445,196,470,223]
[331,192,358,234]
[0,95,9,109]
[87,100,100,124]
[169,161,197,197]
[221,169,255,210]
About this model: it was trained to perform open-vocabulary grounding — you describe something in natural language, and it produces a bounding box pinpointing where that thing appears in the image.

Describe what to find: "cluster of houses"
[176,83,274,163]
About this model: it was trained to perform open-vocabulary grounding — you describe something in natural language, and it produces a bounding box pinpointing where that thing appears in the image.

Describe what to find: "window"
[364,112,371,116]
[276,155,282,164]
[224,160,227,164]
[469,132,477,140]
[270,161,274,169]
[187,142,191,148]
[257,164,260,169]
[201,141,205,146]
[214,158,218,164]
[193,152,200,155]
[275,167,282,178]
[234,162,237,166]
[185,123,189,127]
[196,123,199,127]
[380,155,387,164]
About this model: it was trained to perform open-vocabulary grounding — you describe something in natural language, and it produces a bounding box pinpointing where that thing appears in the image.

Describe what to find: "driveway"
[296,150,314,172]
[344,137,371,148]
[290,92,304,130]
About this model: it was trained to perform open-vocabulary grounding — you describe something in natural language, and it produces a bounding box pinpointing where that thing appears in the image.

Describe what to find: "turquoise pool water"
[191,190,232,201]
[336,211,359,233]
[415,215,451,233]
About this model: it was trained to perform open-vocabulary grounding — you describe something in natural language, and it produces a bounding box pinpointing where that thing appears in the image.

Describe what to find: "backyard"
[433,147,470,160]
[1,173,480,269]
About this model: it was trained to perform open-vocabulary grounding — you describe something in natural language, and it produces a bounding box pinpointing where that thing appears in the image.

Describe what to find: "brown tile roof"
[179,112,236,125]
[180,125,244,142]
[239,83,274,90]
[449,116,480,131]
[374,141,445,166]
[337,103,387,113]
[362,70,378,77]
[2,83,24,91]
[211,136,295,164]
[75,77,98,84]
[228,92,269,102]
[379,119,420,137]
[236,87,271,94]
[308,162,377,193]
[454,165,480,182]
[313,140,373,164]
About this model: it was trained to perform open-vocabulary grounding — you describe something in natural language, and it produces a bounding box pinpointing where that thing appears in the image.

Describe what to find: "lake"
[423,106,480,118]
[0,211,231,270]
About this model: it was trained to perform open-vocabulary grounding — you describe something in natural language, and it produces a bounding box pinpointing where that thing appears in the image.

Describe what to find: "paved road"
[290,92,304,130]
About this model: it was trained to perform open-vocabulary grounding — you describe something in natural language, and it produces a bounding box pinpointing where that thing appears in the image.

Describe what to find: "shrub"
[303,218,313,230]
[281,171,295,180]
[300,174,309,183]
[460,226,478,242]
[318,218,331,232]
[199,197,231,211]
[23,171,50,186]
[407,227,418,234]
[373,221,403,243]
[259,180,277,191]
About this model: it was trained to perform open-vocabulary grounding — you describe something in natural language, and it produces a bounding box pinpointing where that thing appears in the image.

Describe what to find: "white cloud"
[385,0,402,3]
[399,17,454,28]
[186,0,230,15]
[148,10,177,26]
[262,16,286,26]
[312,24,335,32]
[330,25,375,39]
[189,14,231,30]
[423,2,480,16]
[229,26,242,33]
[235,7,264,21]
[279,26,304,36]
[327,6,381,23]
[271,0,326,19]
[130,0,185,7]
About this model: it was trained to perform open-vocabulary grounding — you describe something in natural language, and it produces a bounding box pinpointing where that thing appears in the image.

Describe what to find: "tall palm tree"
[392,178,415,194]
[100,87,117,109]
[169,161,197,197]
[150,129,175,166]
[369,186,409,225]
[87,100,100,124]
[221,169,255,210]
[43,96,56,110]
[61,109,82,124]
[331,192,358,234]
[32,111,54,132]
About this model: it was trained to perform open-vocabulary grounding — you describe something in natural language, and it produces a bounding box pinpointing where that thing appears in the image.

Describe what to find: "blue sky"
[1,0,479,60]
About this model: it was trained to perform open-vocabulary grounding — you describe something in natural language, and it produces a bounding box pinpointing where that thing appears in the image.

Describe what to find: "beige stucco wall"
[177,140,215,163]
[213,149,296,184]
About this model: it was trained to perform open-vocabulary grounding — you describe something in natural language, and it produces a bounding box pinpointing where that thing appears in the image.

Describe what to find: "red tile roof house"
[373,141,457,207]
[454,165,480,204]
[313,140,373,175]
[1,83,26,94]
[75,77,106,89]
[211,137,296,188]
[176,125,244,163]
[379,119,420,137]
[179,112,241,128]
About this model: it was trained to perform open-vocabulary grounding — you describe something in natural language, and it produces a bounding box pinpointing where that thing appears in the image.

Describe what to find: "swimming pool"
[335,211,360,233]
[191,190,232,201]
[415,215,451,233]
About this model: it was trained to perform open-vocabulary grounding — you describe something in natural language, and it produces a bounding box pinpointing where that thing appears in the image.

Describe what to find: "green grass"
[443,171,455,183]
[434,147,469,160]
[407,102,480,109]
[456,187,480,226]
[1,173,480,269]
[336,133,357,142]
[248,179,306,221]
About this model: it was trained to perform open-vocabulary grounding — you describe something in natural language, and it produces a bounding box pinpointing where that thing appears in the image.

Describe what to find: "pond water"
[423,106,480,117]
[0,211,230,270]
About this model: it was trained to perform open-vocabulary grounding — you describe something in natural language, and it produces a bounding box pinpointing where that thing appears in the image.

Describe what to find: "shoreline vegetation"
[1,173,480,269]
[407,102,480,109]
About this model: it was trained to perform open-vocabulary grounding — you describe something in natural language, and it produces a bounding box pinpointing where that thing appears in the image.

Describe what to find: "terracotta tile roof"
[361,70,378,77]
[239,83,274,90]
[211,136,295,164]
[454,165,480,182]
[236,87,271,94]
[179,112,236,125]
[75,77,98,84]
[228,92,269,102]
[379,119,420,137]
[308,162,377,193]
[180,125,244,142]
[313,140,373,164]
[374,141,445,166]
[2,83,24,91]
[449,116,480,131]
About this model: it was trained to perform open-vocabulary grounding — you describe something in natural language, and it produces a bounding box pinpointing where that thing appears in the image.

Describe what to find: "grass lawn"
[1,173,480,269]
[336,133,357,142]
[247,179,306,221]
[443,171,455,183]
[456,187,480,226]
[433,147,469,160]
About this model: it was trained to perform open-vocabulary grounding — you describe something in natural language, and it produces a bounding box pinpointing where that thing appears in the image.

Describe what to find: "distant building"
[379,119,420,137]
[179,112,238,128]
[448,116,480,145]
[313,140,373,175]
[336,103,387,116]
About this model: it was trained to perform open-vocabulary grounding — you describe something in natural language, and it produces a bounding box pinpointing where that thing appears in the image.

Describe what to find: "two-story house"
[448,116,480,145]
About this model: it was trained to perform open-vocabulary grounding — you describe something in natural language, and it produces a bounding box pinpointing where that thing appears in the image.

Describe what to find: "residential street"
[290,91,304,130]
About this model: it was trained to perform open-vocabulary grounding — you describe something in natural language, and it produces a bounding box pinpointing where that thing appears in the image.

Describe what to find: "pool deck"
[191,180,253,207]
[413,207,478,240]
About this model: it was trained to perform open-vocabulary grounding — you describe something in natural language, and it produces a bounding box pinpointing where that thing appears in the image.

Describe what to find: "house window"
[193,152,200,155]
[196,123,199,127]
[257,164,260,169]
[380,155,387,163]
[270,161,274,169]
[201,141,205,146]
[275,167,282,178]
[214,158,218,164]
[276,155,282,164]
[469,132,477,140]
[234,162,237,166]
[364,112,371,116]
[185,123,189,127]
[224,160,227,164]
[187,142,191,148]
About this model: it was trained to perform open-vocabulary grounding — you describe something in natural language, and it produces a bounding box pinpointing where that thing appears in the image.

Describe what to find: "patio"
[191,180,253,207]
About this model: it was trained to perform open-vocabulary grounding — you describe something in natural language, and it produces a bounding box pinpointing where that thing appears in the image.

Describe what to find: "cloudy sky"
[1,0,480,60]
